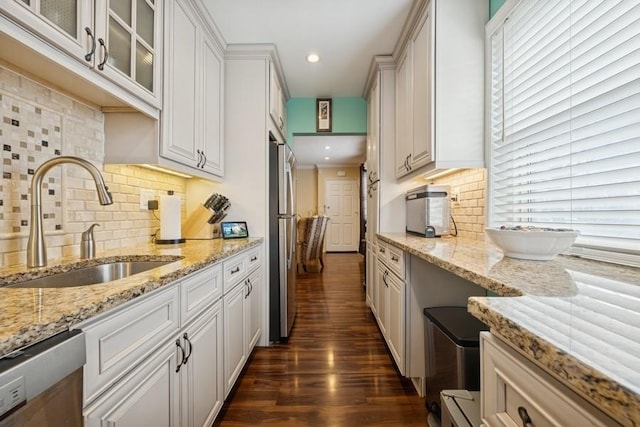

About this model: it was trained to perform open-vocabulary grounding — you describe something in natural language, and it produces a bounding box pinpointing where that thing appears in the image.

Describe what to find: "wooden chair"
[296,216,330,273]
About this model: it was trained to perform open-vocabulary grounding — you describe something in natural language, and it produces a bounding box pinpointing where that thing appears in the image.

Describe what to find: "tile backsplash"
[429,168,486,241]
[0,65,187,268]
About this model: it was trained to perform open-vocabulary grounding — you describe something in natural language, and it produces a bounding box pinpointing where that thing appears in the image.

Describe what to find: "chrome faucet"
[27,156,113,268]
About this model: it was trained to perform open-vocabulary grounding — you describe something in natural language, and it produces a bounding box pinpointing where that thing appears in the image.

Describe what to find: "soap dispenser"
[81,223,100,259]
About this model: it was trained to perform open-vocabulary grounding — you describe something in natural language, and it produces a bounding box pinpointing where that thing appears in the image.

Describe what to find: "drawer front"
[481,332,619,427]
[377,240,405,279]
[246,246,262,273]
[83,285,180,405]
[386,244,405,279]
[377,240,389,262]
[181,263,222,326]
[223,253,247,293]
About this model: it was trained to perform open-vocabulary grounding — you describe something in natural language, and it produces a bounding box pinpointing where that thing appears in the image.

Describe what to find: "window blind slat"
[488,0,640,260]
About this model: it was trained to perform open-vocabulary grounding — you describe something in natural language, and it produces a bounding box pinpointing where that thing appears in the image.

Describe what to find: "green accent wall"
[286,97,367,143]
[490,0,506,17]
[286,1,504,143]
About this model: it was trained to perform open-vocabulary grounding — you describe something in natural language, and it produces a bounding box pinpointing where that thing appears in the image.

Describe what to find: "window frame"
[484,0,640,267]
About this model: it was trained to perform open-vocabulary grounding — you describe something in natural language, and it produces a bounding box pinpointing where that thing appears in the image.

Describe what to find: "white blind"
[488,0,640,262]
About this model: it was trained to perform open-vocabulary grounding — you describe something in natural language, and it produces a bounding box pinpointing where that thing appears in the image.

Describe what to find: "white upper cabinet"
[1,0,162,108]
[269,61,287,140]
[104,0,225,179]
[395,0,488,178]
[162,0,224,177]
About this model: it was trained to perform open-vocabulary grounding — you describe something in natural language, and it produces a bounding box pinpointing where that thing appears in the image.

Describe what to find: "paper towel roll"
[159,192,182,241]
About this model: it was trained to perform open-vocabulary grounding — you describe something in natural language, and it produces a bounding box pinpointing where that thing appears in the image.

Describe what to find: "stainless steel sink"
[8,260,178,288]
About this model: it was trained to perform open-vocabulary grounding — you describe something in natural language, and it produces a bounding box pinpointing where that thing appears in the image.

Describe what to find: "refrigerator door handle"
[287,217,295,269]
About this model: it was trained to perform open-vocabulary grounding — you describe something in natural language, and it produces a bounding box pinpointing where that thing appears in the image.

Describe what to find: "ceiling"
[203,0,413,166]
[293,135,366,168]
[203,0,413,98]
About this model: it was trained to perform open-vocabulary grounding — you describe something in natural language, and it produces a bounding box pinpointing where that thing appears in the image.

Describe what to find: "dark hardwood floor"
[214,253,427,426]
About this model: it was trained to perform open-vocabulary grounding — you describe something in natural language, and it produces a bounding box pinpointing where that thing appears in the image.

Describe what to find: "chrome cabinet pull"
[383,270,389,287]
[244,279,250,298]
[97,38,108,70]
[201,151,207,169]
[517,406,533,427]
[231,266,240,274]
[379,247,386,254]
[175,339,185,372]
[391,255,399,262]
[84,27,96,61]
[196,149,202,168]
[250,256,258,262]
[183,333,193,365]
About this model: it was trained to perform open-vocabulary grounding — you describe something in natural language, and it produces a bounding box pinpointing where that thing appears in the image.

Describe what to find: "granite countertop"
[378,232,639,426]
[0,238,262,358]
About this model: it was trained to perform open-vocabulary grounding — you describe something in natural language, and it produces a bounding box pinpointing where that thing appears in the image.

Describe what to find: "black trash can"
[423,306,488,418]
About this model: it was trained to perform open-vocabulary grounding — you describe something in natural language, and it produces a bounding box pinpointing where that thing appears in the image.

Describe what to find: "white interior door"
[325,179,359,252]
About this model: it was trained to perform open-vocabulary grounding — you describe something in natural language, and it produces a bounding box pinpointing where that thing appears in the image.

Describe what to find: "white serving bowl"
[485,227,580,261]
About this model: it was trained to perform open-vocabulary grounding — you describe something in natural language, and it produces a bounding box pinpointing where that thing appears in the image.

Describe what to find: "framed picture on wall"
[316,98,332,132]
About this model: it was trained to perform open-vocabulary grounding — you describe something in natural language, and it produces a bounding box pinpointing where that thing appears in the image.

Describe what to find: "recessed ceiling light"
[325,146,330,150]
[306,53,320,63]
[324,157,330,160]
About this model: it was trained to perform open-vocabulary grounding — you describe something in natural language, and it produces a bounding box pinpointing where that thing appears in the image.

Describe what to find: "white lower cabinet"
[223,260,263,397]
[181,301,224,427]
[246,266,263,352]
[375,257,405,375]
[84,337,180,427]
[481,332,619,427]
[85,301,223,427]
[80,250,264,427]
[223,278,246,396]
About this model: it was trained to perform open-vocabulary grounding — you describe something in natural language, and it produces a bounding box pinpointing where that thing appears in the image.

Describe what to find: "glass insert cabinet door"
[96,0,159,95]
[2,0,94,60]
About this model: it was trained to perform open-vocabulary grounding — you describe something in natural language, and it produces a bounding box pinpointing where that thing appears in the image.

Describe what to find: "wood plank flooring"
[214,253,427,426]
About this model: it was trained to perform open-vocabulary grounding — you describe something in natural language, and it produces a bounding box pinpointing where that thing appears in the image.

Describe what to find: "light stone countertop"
[378,232,639,426]
[0,238,262,358]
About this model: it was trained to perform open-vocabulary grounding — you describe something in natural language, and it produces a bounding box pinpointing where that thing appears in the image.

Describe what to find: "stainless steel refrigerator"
[268,132,296,342]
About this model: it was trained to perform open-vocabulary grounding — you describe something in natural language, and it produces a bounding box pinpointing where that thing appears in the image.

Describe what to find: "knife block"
[182,205,216,239]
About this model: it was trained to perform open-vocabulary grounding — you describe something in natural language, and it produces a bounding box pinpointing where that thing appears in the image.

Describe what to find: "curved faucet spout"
[27,156,113,268]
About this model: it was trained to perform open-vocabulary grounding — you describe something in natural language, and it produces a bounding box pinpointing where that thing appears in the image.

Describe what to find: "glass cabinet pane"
[41,0,77,38]
[108,17,131,76]
[110,0,131,26]
[137,0,154,46]
[136,42,153,91]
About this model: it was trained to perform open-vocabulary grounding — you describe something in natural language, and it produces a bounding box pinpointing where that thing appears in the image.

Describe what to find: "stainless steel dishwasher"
[0,329,85,427]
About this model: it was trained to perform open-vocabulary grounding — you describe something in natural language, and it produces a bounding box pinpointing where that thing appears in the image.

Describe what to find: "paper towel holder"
[156,190,186,245]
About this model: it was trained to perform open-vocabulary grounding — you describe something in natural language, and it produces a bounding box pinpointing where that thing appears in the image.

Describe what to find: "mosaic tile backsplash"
[0,65,188,268]
[1,91,64,237]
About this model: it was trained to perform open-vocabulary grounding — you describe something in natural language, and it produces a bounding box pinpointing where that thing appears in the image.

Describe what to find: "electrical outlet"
[139,189,155,210]
[451,191,461,205]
